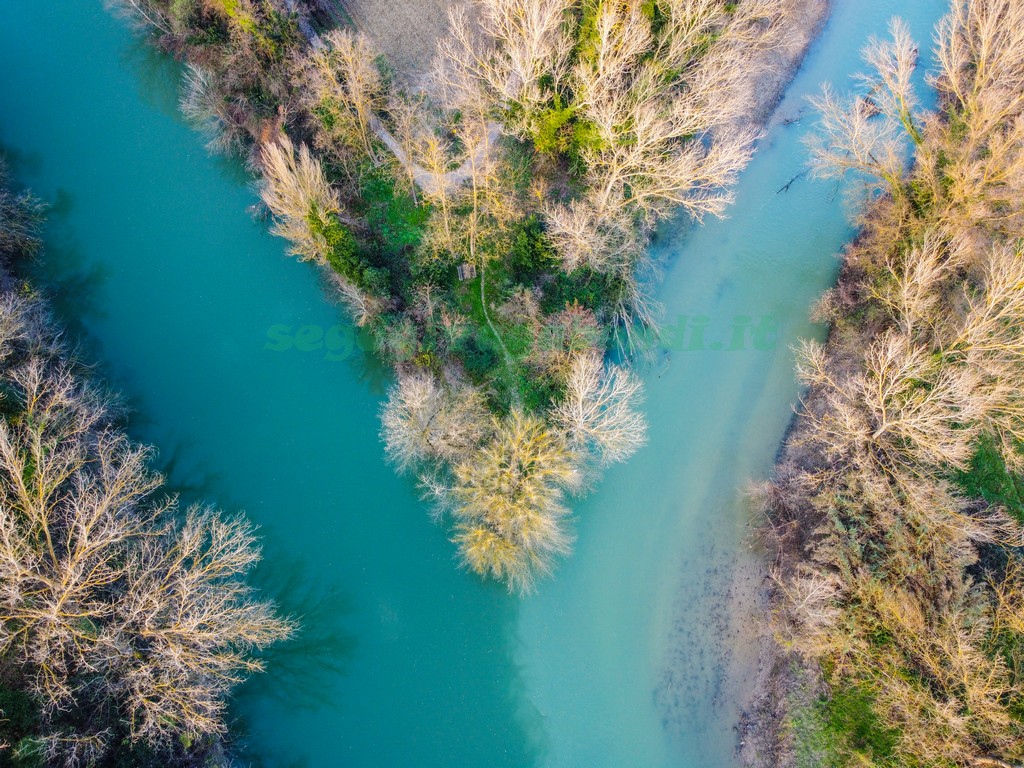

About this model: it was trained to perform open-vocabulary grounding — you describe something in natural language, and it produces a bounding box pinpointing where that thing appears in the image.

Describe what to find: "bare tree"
[117,508,294,745]
[552,352,647,466]
[934,0,1024,147]
[331,273,385,327]
[860,18,924,143]
[437,0,574,136]
[867,233,951,337]
[543,0,762,272]
[433,0,783,275]
[381,370,491,471]
[104,0,173,35]
[795,330,983,478]
[416,132,464,256]
[180,64,246,155]
[304,29,386,163]
[387,93,425,202]
[259,133,343,263]
[770,10,1024,766]
[0,291,292,755]
[526,302,603,376]
[0,163,44,260]
[806,84,911,194]
[807,19,924,195]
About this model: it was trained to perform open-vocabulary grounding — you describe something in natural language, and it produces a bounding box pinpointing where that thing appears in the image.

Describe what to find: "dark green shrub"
[508,215,559,278]
[518,371,561,413]
[456,334,500,382]
[541,267,623,315]
[0,686,39,745]
[360,266,391,297]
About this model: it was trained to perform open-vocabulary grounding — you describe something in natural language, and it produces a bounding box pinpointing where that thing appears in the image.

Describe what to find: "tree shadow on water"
[226,550,356,768]
[26,188,110,335]
[0,157,110,337]
[120,35,183,120]
[0,143,43,178]
[120,35,257,188]
[144,435,234,509]
[239,550,356,713]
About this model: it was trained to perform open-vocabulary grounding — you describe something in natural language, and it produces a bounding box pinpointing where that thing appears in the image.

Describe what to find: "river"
[0,1,946,766]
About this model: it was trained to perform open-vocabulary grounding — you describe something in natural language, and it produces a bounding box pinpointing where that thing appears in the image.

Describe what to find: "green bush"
[822,685,899,764]
[308,209,398,297]
[361,266,391,297]
[789,683,899,768]
[507,215,559,278]
[359,168,429,259]
[541,267,623,316]
[455,334,500,383]
[517,371,561,413]
[533,105,576,155]
[310,212,359,275]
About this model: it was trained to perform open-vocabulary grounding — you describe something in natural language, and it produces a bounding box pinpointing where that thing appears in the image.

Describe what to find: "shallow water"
[0,2,945,766]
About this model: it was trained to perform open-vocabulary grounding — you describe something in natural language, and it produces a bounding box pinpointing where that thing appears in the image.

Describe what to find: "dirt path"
[369,117,502,196]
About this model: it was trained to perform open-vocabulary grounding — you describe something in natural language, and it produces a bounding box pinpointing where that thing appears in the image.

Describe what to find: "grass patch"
[789,679,900,768]
[953,434,1024,523]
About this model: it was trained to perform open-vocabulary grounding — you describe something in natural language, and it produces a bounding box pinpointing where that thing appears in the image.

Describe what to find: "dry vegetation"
[0,165,292,765]
[758,3,1024,766]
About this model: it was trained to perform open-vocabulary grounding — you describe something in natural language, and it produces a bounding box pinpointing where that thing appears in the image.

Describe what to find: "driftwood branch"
[776,170,806,194]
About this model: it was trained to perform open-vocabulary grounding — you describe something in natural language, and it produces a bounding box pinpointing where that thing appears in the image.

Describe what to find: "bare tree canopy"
[553,351,647,466]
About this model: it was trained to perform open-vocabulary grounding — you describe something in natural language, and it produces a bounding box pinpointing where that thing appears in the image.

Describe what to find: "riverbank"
[2,2,954,766]
[742,0,1024,765]
[727,0,830,130]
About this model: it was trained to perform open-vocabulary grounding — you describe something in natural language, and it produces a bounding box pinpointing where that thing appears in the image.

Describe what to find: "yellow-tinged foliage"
[259,133,342,263]
[448,410,581,593]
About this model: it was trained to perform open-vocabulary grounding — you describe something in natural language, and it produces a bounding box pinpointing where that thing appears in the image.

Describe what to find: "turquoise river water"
[0,1,946,766]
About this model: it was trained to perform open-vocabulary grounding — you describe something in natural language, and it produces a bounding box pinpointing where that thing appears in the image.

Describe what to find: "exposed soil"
[332,0,454,87]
